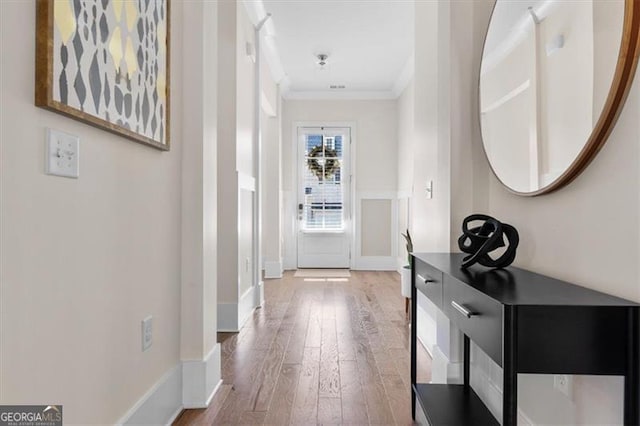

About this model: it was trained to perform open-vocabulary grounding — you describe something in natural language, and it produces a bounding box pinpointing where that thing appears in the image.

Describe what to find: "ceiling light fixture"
[317,53,329,68]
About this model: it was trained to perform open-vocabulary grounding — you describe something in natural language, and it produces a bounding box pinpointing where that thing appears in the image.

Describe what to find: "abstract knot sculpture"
[457,214,519,269]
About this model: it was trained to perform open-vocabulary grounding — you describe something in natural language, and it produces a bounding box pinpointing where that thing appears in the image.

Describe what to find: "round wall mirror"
[479,0,640,196]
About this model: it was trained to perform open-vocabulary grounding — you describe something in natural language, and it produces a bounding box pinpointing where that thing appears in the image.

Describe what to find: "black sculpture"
[458,214,519,269]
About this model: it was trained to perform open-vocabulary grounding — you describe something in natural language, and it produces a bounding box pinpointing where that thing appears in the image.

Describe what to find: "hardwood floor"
[174,271,432,425]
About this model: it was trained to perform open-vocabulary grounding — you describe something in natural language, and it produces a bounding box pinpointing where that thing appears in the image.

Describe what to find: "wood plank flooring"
[174,271,431,425]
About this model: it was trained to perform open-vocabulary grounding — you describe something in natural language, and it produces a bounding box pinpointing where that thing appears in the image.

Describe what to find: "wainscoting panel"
[353,191,398,270]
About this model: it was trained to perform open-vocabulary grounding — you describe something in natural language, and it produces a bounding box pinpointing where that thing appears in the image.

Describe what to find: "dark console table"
[411,253,639,426]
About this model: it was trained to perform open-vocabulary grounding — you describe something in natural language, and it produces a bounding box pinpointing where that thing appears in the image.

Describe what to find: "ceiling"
[258,0,414,99]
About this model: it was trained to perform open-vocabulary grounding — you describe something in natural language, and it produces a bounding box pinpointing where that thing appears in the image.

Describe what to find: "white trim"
[392,54,414,98]
[283,90,398,100]
[116,365,182,426]
[352,256,397,271]
[397,189,412,199]
[482,0,558,75]
[241,0,286,85]
[416,297,436,357]
[254,280,265,308]
[264,259,283,278]
[354,191,398,271]
[261,92,277,117]
[470,356,535,425]
[358,191,397,200]
[481,80,530,115]
[238,172,256,192]
[291,122,357,270]
[217,286,259,332]
[166,406,183,426]
[217,302,239,332]
[182,344,223,409]
[282,190,297,270]
[430,344,464,385]
[239,285,257,328]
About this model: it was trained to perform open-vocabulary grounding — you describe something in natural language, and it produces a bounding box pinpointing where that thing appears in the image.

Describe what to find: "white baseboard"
[352,256,397,271]
[254,280,265,308]
[470,356,535,425]
[264,260,283,278]
[414,395,430,425]
[430,344,463,385]
[218,285,259,332]
[116,349,223,424]
[182,344,223,408]
[217,302,239,332]
[116,365,182,426]
[416,299,436,356]
[239,285,257,328]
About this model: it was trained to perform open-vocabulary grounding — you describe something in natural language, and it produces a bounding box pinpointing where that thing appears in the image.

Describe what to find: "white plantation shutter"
[302,134,345,231]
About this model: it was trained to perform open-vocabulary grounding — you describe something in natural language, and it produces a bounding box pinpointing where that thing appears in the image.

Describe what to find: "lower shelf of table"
[413,383,499,426]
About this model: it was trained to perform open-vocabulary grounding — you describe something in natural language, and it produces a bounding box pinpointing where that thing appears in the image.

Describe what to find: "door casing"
[291,121,357,269]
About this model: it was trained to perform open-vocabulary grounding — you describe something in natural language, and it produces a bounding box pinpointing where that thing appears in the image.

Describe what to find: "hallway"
[174,271,431,425]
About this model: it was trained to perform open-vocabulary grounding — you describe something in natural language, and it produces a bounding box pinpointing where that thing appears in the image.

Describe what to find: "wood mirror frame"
[478,0,640,196]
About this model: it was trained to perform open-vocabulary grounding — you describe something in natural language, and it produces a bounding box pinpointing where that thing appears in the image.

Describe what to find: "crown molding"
[392,54,415,97]
[283,90,398,101]
[242,0,287,85]
[482,0,558,75]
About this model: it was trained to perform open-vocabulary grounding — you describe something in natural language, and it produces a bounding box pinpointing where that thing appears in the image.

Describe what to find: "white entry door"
[297,127,351,268]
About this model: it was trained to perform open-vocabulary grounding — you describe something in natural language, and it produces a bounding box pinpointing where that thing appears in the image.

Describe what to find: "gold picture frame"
[35,0,170,150]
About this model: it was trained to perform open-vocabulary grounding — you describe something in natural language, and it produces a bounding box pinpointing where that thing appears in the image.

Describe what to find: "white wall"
[218,0,281,329]
[0,1,184,423]
[281,99,398,270]
[217,0,257,331]
[410,0,451,254]
[403,0,640,424]
[180,0,219,363]
[397,80,414,266]
[261,109,283,277]
[538,1,594,184]
[260,50,283,279]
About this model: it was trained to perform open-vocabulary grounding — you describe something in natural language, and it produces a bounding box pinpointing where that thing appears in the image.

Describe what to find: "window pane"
[302,133,344,231]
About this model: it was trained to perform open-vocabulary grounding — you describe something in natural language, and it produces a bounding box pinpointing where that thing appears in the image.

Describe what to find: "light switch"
[46,129,79,178]
[426,180,433,199]
[141,316,153,352]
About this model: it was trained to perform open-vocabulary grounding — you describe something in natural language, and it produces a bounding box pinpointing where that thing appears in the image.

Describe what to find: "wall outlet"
[553,374,572,399]
[141,316,153,352]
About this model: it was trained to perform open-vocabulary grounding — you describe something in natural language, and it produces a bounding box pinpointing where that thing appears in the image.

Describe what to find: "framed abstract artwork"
[35,0,170,150]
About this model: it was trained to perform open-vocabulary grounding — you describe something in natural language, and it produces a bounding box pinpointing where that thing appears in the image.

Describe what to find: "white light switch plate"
[426,180,433,199]
[141,316,153,352]
[46,129,79,178]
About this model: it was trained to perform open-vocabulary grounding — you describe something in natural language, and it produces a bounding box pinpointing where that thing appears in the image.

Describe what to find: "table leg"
[411,258,417,420]
[503,305,518,426]
[624,307,639,425]
[464,334,470,389]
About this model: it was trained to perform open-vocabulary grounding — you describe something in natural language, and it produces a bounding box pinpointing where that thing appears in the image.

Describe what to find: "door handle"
[451,301,477,318]
[416,274,434,284]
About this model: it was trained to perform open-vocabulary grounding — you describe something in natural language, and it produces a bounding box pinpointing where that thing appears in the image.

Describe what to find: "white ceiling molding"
[261,0,413,97]
[283,90,398,101]
[392,54,415,98]
[242,0,287,85]
[243,0,413,99]
[481,0,558,75]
